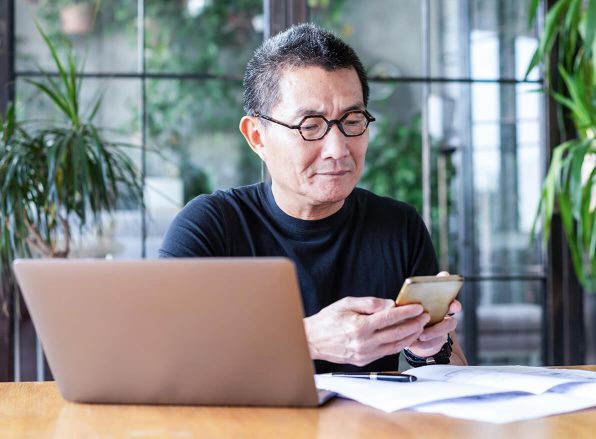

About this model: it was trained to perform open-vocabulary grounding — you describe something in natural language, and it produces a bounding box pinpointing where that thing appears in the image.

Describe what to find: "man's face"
[257,66,368,219]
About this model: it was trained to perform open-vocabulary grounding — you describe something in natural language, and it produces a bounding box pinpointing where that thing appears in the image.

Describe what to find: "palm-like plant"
[0,23,142,272]
[527,0,596,292]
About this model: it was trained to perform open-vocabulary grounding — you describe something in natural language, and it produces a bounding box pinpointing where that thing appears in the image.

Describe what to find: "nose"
[320,124,350,160]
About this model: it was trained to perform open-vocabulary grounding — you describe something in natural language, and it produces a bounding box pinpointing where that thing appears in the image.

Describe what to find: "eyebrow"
[292,103,366,119]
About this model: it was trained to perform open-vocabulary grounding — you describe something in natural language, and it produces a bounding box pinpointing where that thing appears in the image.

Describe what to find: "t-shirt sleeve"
[406,209,439,276]
[158,195,227,258]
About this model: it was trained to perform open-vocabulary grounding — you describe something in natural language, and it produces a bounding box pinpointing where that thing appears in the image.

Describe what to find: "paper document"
[408,365,596,395]
[315,365,596,423]
[314,375,510,412]
[414,393,596,424]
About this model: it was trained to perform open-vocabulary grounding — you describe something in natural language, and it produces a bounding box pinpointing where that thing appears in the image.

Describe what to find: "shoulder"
[182,183,264,217]
[158,183,266,258]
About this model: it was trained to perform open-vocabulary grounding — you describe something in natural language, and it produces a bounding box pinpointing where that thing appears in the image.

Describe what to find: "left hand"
[406,299,461,358]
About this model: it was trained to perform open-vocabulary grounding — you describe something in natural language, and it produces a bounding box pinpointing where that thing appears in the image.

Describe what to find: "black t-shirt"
[159,182,438,373]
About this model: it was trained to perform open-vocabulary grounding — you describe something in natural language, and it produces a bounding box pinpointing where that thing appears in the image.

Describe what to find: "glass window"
[15,0,139,73]
[10,0,265,380]
[457,279,544,365]
[8,0,550,375]
[15,76,144,260]
[144,79,261,258]
[313,0,547,366]
[145,0,263,75]
[431,0,541,80]
[470,82,544,276]
[311,0,423,77]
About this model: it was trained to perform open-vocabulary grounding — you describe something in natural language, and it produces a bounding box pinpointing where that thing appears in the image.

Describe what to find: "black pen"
[331,372,417,382]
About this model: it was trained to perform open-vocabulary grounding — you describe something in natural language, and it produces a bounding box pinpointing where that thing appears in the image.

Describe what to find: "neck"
[270,184,345,220]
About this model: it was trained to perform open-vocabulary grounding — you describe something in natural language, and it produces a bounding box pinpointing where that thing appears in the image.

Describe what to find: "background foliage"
[1,23,142,270]
[527,0,596,292]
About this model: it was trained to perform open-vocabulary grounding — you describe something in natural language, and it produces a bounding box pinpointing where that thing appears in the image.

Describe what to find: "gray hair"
[242,23,369,116]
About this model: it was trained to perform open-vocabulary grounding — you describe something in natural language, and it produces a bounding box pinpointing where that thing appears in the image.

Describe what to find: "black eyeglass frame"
[253,110,376,141]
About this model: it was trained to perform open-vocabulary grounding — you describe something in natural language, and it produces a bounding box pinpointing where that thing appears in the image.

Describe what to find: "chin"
[305,174,359,204]
[314,187,354,204]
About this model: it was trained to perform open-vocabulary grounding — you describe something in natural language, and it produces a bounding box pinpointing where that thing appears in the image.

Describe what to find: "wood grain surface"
[1,365,596,439]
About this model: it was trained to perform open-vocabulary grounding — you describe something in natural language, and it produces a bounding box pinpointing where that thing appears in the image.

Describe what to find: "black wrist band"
[403,334,453,367]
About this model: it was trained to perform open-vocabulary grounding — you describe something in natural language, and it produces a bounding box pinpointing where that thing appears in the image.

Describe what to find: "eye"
[301,124,320,131]
[343,113,366,125]
[300,117,326,132]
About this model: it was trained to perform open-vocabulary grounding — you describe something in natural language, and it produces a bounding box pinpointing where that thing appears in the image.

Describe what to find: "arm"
[303,296,429,366]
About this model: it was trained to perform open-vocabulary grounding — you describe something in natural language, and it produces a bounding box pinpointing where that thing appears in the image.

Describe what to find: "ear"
[239,116,267,162]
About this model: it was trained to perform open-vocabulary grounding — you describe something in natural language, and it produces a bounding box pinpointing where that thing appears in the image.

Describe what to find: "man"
[160,23,467,373]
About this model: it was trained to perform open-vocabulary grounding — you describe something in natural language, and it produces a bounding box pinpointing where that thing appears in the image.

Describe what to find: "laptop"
[12,257,335,407]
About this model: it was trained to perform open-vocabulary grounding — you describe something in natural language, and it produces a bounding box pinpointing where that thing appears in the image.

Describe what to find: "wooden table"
[2,367,596,438]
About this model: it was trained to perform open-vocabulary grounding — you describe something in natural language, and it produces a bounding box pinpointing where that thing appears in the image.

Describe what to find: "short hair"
[243,23,369,116]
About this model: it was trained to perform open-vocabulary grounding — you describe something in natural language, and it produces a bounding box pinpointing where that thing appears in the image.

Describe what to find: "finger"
[376,331,423,359]
[356,331,423,366]
[366,313,429,349]
[448,300,462,314]
[417,317,457,342]
[365,303,425,332]
[336,296,394,314]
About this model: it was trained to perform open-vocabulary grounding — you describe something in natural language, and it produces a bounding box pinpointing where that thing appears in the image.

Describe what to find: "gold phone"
[395,275,464,327]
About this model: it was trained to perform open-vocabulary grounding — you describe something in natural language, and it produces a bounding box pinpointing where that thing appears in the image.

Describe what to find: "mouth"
[317,170,350,176]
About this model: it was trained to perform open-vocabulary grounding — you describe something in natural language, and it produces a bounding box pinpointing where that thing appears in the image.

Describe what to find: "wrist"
[403,334,453,367]
[303,316,322,360]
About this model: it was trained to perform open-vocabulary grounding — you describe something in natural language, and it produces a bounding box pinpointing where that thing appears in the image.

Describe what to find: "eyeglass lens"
[299,111,369,140]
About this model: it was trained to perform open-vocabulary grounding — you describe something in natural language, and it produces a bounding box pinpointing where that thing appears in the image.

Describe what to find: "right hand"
[303,296,429,366]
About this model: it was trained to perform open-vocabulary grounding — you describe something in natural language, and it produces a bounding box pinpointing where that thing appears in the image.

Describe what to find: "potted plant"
[527,0,595,293]
[58,1,96,35]
[0,23,142,272]
[34,0,97,35]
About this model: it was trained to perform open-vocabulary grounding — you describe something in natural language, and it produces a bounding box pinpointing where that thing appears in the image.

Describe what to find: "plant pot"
[59,3,95,35]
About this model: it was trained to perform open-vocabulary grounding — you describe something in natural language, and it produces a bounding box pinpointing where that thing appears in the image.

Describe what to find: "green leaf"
[524,48,543,80]
[25,79,71,119]
[580,163,595,250]
[585,0,596,58]
[34,21,69,99]
[87,95,103,122]
[543,0,570,53]
[559,190,586,286]
[528,0,541,27]
[527,0,571,82]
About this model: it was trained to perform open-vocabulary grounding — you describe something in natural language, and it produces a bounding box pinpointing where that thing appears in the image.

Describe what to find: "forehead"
[273,66,363,116]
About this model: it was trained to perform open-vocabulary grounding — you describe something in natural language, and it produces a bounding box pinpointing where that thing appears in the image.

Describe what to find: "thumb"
[337,296,394,314]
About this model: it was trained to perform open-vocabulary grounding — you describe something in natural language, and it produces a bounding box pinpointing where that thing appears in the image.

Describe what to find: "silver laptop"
[12,258,335,406]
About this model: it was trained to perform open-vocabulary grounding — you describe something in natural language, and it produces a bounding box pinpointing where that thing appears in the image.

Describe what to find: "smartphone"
[395,275,464,327]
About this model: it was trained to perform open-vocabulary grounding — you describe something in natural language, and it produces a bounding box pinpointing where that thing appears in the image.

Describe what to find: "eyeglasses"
[254,110,376,141]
